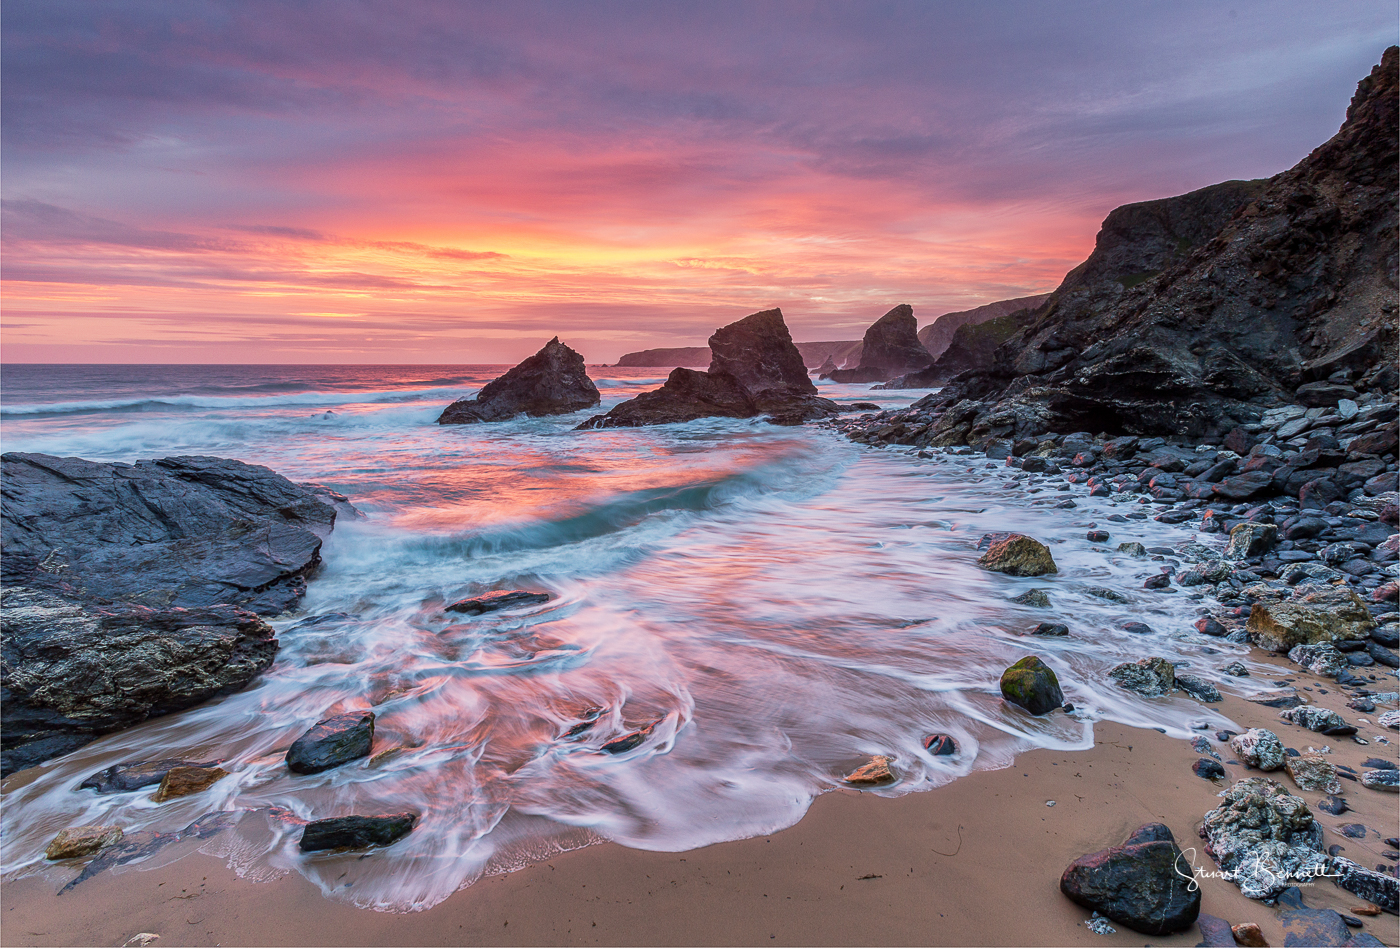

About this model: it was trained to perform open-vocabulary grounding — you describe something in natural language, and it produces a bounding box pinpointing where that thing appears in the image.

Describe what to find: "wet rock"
[1117,542,1147,557]
[1360,770,1398,792]
[844,755,896,785]
[1196,615,1231,637]
[1177,674,1222,703]
[1087,530,1110,542]
[999,656,1065,715]
[1215,472,1275,501]
[1031,622,1069,636]
[601,721,656,754]
[2,586,277,778]
[1121,621,1154,635]
[1367,642,1399,668]
[1144,573,1172,590]
[286,711,375,774]
[437,338,599,423]
[1200,777,1325,900]
[1108,657,1176,698]
[1195,913,1234,946]
[1058,822,1201,935]
[1227,523,1279,559]
[1326,854,1399,915]
[1279,706,1351,734]
[1180,559,1232,587]
[44,825,123,860]
[1283,755,1342,794]
[80,758,222,794]
[1194,758,1226,780]
[1288,642,1350,678]
[1011,588,1051,607]
[1246,689,1305,709]
[923,734,957,756]
[1231,921,1268,947]
[1087,586,1131,603]
[151,766,228,802]
[445,590,551,615]
[578,367,757,428]
[1231,729,1286,771]
[1247,585,1376,652]
[977,534,1057,576]
[60,829,181,893]
[1220,660,1250,677]
[1317,795,1349,815]
[298,813,418,852]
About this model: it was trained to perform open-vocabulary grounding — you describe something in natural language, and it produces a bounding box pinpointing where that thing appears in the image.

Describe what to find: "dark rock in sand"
[1193,758,1226,780]
[601,722,656,754]
[1279,906,1354,946]
[1196,913,1235,947]
[825,305,931,383]
[3,586,275,777]
[1318,795,1349,815]
[1327,854,1399,914]
[299,813,418,852]
[923,734,958,756]
[445,590,551,615]
[79,758,224,794]
[1031,622,1069,636]
[999,656,1064,715]
[977,534,1057,576]
[286,711,375,774]
[438,338,599,423]
[1,452,342,615]
[1059,822,1201,935]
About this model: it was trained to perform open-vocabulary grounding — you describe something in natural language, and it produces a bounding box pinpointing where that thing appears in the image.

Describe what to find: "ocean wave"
[0,387,474,417]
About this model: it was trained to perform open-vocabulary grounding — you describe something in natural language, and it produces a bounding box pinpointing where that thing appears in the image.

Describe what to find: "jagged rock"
[438,338,599,423]
[2,587,276,777]
[1247,585,1376,652]
[286,711,375,774]
[708,308,817,399]
[1011,588,1050,607]
[1193,758,1226,780]
[977,534,1057,576]
[299,813,418,852]
[923,734,957,756]
[916,295,1051,362]
[1326,855,1399,914]
[825,305,930,383]
[151,766,228,802]
[1200,777,1326,900]
[1220,660,1249,677]
[1227,523,1279,559]
[1031,621,1069,636]
[1379,710,1400,729]
[1288,642,1350,678]
[1176,674,1222,703]
[44,825,123,860]
[1279,706,1351,734]
[1108,658,1176,698]
[445,590,551,615]
[1284,755,1342,794]
[80,758,222,794]
[1231,729,1286,771]
[1361,770,1398,792]
[1195,913,1234,947]
[1246,689,1304,709]
[1058,823,1201,935]
[1,453,342,614]
[844,755,896,785]
[577,367,756,428]
[1179,559,1234,587]
[999,656,1064,715]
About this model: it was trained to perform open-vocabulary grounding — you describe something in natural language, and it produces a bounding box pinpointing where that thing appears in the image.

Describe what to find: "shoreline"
[5,680,1397,947]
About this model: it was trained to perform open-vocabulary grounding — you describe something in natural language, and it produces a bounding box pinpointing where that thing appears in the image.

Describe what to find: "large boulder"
[1247,584,1376,652]
[1230,728,1285,771]
[286,711,376,774]
[1108,658,1177,698]
[825,305,931,383]
[977,534,1057,576]
[439,337,599,423]
[1,587,276,776]
[707,308,816,398]
[1199,777,1326,900]
[999,656,1064,714]
[299,813,418,852]
[1059,823,1201,935]
[1,453,343,615]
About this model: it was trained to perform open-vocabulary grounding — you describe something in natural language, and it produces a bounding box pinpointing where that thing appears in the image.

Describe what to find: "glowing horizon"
[3,2,1394,363]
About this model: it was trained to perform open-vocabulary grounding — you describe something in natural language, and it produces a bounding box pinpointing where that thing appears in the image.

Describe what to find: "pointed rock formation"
[439,337,600,424]
[579,309,837,428]
[823,305,931,383]
[917,294,1052,362]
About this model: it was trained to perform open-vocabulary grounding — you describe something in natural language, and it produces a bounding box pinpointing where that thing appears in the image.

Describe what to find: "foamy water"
[0,364,1265,910]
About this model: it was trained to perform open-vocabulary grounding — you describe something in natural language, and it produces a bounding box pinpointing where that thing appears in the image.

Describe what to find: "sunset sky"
[2,2,1394,363]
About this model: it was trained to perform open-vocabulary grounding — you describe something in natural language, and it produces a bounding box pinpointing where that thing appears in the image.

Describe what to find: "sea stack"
[823,305,931,383]
[438,337,600,424]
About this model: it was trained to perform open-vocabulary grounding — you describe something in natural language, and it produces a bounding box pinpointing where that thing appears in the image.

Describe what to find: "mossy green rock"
[978,535,1057,577]
[1000,656,1065,715]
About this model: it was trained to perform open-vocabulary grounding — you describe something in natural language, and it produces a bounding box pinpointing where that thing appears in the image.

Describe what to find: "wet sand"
[5,664,1398,947]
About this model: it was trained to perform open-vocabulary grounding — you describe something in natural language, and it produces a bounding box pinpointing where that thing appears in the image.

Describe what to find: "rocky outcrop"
[917,294,1052,362]
[2,453,342,614]
[1247,584,1376,651]
[824,305,931,383]
[1,586,277,776]
[439,337,599,423]
[902,48,1398,442]
[445,590,552,615]
[883,307,1041,389]
[1059,823,1201,935]
[580,310,838,428]
[999,656,1064,714]
[1200,778,1326,900]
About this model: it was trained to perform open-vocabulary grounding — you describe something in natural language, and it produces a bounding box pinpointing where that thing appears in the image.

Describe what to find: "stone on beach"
[1200,778,1325,900]
[999,656,1065,715]
[80,758,222,794]
[1175,674,1222,703]
[1360,770,1398,792]
[977,534,1057,576]
[1247,585,1376,652]
[1231,922,1268,947]
[923,734,958,756]
[1288,642,1350,678]
[844,755,896,785]
[445,590,551,615]
[437,337,599,423]
[1108,657,1176,698]
[1325,855,1399,915]
[286,711,375,774]
[1278,706,1352,735]
[44,825,123,860]
[1230,729,1285,771]
[1283,755,1342,794]
[1225,522,1278,559]
[1058,822,1201,935]
[152,766,228,802]
[299,813,418,852]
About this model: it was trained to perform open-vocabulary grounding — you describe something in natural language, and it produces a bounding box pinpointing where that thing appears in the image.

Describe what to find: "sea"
[0,363,1256,911]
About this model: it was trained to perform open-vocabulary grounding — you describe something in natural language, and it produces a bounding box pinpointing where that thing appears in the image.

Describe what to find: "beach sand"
[5,661,1397,947]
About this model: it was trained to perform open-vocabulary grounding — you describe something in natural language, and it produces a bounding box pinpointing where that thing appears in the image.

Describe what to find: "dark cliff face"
[931,46,1398,443]
[918,294,1051,362]
[824,304,930,383]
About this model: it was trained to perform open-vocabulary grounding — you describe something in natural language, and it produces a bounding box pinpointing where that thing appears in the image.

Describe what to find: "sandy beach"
[6,664,1396,948]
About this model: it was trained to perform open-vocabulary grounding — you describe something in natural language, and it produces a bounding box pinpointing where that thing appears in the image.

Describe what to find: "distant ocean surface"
[0,364,1247,910]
